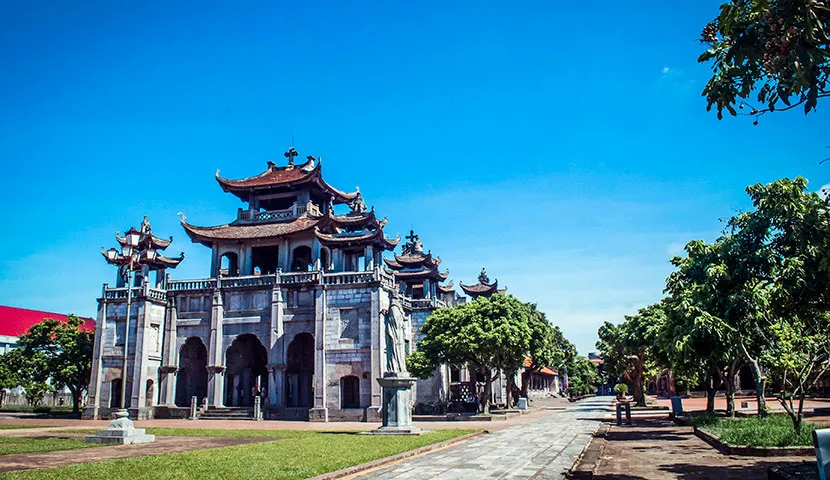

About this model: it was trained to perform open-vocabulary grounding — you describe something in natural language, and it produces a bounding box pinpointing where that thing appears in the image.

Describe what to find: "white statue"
[384,303,407,374]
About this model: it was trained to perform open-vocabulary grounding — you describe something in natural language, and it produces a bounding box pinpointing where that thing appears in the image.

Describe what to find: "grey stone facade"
[84,152,458,421]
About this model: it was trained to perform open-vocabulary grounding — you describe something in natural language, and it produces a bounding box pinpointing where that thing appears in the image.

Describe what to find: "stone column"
[206,288,226,407]
[309,283,328,421]
[268,276,285,408]
[370,287,383,410]
[84,292,107,419]
[129,295,150,415]
[279,239,290,271]
[159,297,179,406]
[364,245,374,270]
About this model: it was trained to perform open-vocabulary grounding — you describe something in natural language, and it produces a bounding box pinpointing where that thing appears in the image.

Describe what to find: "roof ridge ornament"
[478,267,490,284]
[284,146,298,167]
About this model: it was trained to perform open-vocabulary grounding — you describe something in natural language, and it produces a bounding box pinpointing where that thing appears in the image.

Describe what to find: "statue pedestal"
[365,374,424,435]
[85,409,155,445]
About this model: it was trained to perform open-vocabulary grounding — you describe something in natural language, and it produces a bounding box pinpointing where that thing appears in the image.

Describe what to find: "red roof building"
[0,305,95,338]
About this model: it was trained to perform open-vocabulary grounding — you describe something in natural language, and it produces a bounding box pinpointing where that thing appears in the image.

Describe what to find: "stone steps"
[198,407,254,420]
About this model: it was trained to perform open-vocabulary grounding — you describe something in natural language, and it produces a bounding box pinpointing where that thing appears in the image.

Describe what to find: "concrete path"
[353,396,613,480]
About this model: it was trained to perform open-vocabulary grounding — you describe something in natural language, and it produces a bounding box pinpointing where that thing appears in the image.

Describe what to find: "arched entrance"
[219,252,239,276]
[286,333,314,408]
[225,334,268,407]
[175,337,208,407]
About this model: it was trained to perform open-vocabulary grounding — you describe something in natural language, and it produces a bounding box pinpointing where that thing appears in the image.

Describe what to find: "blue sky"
[1,1,828,355]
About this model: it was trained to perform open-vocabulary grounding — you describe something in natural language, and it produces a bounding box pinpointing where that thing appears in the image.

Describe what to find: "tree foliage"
[16,315,94,413]
[564,356,600,397]
[699,0,830,120]
[596,304,667,406]
[0,348,53,407]
[408,293,569,412]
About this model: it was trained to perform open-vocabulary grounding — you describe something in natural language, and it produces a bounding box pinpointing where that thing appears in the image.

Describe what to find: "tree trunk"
[479,374,492,414]
[505,372,516,408]
[70,386,81,414]
[705,373,717,414]
[740,342,767,416]
[725,360,739,417]
[630,358,646,407]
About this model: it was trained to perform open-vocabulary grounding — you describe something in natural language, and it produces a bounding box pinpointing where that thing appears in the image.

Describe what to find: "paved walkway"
[352,396,613,480]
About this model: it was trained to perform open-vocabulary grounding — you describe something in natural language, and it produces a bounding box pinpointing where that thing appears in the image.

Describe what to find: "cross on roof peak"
[405,229,419,244]
[284,146,298,165]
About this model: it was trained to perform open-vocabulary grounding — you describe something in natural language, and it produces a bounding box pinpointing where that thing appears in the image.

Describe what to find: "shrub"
[613,383,628,395]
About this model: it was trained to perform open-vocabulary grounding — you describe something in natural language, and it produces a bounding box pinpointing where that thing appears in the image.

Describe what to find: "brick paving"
[350,396,613,480]
[592,416,814,480]
[0,397,573,435]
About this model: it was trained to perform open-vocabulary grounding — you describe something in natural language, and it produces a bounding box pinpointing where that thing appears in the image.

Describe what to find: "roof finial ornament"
[402,229,423,255]
[284,146,298,167]
[349,191,367,214]
[140,216,151,234]
[478,268,490,284]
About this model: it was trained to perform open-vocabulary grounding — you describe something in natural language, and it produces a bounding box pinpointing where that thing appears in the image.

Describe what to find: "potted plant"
[614,383,628,401]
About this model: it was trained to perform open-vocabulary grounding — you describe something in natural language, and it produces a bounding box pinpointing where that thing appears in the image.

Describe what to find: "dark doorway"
[319,248,329,271]
[176,337,208,407]
[340,376,360,408]
[145,379,155,407]
[252,245,279,275]
[225,334,268,407]
[286,333,314,408]
[110,379,122,408]
[292,246,313,272]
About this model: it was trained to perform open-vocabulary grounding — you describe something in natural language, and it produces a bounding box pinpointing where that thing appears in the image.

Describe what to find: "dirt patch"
[0,436,272,473]
[592,417,814,480]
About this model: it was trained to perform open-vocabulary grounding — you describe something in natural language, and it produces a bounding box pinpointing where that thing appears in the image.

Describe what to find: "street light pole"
[120,265,134,410]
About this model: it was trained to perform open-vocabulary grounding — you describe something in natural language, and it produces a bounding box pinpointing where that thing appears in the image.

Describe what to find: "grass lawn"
[0,437,100,456]
[690,413,817,447]
[0,428,475,480]
[0,426,50,430]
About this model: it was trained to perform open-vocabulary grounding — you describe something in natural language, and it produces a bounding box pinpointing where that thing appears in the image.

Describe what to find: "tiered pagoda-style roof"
[181,148,398,252]
[384,230,449,283]
[106,217,184,270]
[460,268,506,299]
[215,148,358,203]
[314,203,399,251]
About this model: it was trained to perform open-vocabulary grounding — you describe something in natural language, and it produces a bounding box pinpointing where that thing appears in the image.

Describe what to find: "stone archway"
[176,337,208,407]
[286,333,314,408]
[225,334,268,407]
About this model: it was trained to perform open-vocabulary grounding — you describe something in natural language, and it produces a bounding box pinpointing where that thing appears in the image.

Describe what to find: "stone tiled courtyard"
[352,396,613,479]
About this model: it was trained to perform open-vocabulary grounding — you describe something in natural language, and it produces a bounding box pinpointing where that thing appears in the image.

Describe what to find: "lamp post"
[103,227,157,411]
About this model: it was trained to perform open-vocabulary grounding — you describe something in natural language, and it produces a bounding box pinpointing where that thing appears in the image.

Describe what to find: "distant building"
[0,305,95,354]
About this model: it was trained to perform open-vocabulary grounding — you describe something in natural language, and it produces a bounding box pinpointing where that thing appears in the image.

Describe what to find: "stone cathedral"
[84,149,464,421]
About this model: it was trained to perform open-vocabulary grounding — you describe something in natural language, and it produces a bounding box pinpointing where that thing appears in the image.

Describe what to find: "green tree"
[596,304,667,407]
[17,315,94,413]
[737,177,830,433]
[515,305,571,403]
[407,293,533,413]
[0,348,53,407]
[664,239,745,416]
[564,356,600,397]
[699,0,830,120]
